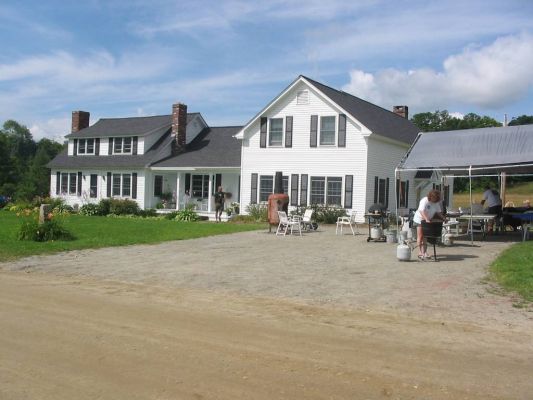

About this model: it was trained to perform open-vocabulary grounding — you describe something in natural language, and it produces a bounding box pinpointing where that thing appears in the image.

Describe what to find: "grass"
[453,182,533,208]
[0,212,264,261]
[490,241,533,302]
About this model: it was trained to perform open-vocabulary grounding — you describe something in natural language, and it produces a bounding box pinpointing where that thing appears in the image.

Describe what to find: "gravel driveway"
[2,225,531,329]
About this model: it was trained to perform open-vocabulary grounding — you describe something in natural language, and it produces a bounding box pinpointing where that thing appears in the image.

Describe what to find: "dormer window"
[78,138,95,155]
[113,137,132,154]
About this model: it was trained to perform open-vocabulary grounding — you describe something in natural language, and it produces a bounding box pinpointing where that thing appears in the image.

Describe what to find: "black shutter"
[300,174,308,206]
[374,176,378,204]
[338,114,346,147]
[290,174,299,206]
[107,172,112,197]
[285,116,293,148]
[310,115,318,147]
[133,137,138,155]
[73,139,78,156]
[344,175,353,209]
[108,138,113,155]
[132,173,137,199]
[185,173,191,193]
[406,180,409,208]
[250,173,258,204]
[56,172,60,195]
[215,174,222,189]
[260,118,267,148]
[385,178,390,209]
[95,138,100,155]
[77,172,82,196]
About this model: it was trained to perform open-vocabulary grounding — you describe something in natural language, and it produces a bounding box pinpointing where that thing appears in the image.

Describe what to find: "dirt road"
[1,272,532,400]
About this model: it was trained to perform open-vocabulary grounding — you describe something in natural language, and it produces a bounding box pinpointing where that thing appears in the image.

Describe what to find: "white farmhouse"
[235,75,421,220]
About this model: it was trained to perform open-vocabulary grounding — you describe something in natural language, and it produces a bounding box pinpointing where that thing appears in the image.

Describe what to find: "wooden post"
[39,204,52,224]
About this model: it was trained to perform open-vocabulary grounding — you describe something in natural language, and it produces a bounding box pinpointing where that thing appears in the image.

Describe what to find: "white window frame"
[319,116,336,146]
[268,118,283,147]
[112,173,132,198]
[113,137,133,155]
[310,176,343,205]
[259,175,273,202]
[77,138,95,155]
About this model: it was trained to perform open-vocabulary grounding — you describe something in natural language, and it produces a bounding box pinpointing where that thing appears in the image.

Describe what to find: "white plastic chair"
[336,210,359,235]
[301,209,315,231]
[276,211,302,236]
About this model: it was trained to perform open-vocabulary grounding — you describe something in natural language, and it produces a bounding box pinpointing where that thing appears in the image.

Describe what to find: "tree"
[0,120,65,200]
[410,110,501,132]
[508,115,533,126]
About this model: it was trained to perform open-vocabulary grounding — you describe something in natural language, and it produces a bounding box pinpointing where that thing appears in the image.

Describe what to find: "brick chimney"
[171,103,187,155]
[72,111,90,133]
[393,106,408,119]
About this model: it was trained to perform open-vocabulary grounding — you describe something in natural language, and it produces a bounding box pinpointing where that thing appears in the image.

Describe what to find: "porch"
[147,168,240,216]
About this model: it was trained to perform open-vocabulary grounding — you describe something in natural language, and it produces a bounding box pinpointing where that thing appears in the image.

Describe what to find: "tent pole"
[469,166,473,245]
[500,172,507,207]
[394,168,399,236]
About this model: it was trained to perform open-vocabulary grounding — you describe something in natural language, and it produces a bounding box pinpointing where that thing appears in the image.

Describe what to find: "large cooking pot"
[421,221,443,244]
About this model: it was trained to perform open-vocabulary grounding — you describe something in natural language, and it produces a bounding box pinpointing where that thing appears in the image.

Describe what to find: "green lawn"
[0,212,264,261]
[490,241,533,303]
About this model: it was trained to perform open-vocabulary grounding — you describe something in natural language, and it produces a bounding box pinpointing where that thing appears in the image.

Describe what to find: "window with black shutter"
[300,174,308,206]
[290,174,299,206]
[338,114,346,147]
[250,173,258,204]
[259,118,267,148]
[344,175,353,208]
[90,174,98,198]
[77,172,82,196]
[56,172,60,195]
[285,116,293,148]
[310,115,318,147]
[154,175,163,196]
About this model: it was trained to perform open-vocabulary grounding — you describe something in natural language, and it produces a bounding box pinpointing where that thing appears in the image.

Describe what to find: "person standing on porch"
[214,186,225,222]
[183,189,191,207]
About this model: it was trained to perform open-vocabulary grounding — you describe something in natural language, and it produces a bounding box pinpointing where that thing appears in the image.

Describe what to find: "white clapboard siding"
[50,169,146,209]
[240,80,371,221]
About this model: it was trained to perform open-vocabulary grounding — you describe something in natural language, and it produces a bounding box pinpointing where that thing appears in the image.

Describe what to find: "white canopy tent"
[395,124,533,243]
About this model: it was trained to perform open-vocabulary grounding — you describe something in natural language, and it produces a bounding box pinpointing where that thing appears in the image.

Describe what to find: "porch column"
[208,174,213,212]
[176,173,181,210]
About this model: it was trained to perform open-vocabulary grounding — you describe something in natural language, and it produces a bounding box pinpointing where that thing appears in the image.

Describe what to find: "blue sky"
[1,0,533,141]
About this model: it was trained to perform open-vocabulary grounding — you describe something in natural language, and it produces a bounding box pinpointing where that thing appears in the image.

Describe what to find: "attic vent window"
[297,90,309,105]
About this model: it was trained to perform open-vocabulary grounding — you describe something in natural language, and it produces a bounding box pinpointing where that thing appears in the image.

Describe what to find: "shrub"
[245,203,268,222]
[98,199,112,215]
[308,204,346,224]
[164,211,179,220]
[109,199,140,215]
[138,208,158,218]
[229,214,258,224]
[18,218,74,242]
[79,203,100,216]
[174,208,199,221]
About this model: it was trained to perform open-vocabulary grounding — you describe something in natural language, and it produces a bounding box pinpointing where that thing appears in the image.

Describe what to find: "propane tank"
[443,233,454,246]
[370,226,383,239]
[396,242,412,261]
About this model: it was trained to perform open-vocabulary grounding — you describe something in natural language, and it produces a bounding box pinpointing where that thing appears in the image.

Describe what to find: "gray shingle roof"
[302,76,419,144]
[48,130,173,169]
[151,126,242,168]
[65,113,200,138]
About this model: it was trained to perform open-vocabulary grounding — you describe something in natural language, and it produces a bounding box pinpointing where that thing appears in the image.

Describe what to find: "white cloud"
[29,117,70,142]
[342,33,533,111]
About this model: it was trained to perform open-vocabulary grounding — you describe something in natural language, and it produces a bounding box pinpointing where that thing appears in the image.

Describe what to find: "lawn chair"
[336,210,359,235]
[300,209,316,231]
[276,211,302,236]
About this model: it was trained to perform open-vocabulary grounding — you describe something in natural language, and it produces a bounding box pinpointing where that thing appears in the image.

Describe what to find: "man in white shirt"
[481,186,502,233]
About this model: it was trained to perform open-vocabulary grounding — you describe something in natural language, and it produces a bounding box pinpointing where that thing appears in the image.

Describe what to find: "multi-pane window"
[269,118,283,146]
[113,137,133,154]
[310,177,326,204]
[69,173,77,194]
[327,177,342,206]
[112,174,121,196]
[192,174,209,198]
[112,173,132,197]
[90,174,98,198]
[310,176,343,205]
[122,174,131,197]
[259,175,273,202]
[282,176,289,195]
[320,116,336,145]
[78,138,95,155]
[61,173,68,194]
